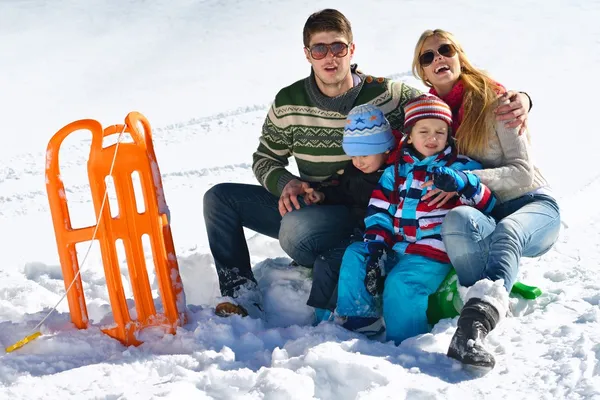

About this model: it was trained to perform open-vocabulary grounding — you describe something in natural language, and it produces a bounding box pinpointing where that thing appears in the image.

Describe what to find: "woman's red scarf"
[429,81,465,135]
[429,79,506,135]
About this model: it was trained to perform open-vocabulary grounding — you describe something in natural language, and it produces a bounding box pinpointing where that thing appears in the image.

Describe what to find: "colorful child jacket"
[364,144,496,263]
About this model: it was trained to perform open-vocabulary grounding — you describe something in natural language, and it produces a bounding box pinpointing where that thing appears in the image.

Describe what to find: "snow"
[461,279,509,320]
[1,0,600,398]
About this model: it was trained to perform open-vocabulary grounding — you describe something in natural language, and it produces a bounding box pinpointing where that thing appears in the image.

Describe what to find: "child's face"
[351,153,388,173]
[408,118,449,158]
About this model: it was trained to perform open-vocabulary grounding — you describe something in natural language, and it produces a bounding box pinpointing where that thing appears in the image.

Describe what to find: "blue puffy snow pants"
[337,241,451,344]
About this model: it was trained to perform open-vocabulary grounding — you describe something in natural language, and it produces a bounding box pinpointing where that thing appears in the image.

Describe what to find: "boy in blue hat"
[306,103,400,321]
[304,103,398,227]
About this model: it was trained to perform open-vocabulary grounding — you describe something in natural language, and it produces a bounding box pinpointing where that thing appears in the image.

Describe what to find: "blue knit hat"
[343,104,395,156]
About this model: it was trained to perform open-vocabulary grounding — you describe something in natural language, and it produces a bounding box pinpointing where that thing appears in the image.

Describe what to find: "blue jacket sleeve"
[363,165,398,247]
[448,157,496,214]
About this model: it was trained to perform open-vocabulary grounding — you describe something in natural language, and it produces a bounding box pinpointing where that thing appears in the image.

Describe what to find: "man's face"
[304,31,354,92]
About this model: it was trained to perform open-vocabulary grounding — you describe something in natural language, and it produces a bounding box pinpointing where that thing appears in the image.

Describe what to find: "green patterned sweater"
[252,65,422,195]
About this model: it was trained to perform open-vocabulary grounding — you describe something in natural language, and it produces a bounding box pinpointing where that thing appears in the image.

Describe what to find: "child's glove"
[432,166,480,199]
[364,241,388,296]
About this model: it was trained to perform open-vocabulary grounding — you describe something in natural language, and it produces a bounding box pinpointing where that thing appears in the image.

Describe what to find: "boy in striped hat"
[335,93,498,343]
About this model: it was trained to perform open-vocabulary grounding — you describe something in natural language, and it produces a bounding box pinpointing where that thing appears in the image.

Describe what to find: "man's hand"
[495,91,530,135]
[279,179,310,216]
[304,188,325,205]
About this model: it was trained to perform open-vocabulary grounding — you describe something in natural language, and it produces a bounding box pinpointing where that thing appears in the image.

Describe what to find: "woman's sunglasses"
[419,43,457,67]
[306,42,350,60]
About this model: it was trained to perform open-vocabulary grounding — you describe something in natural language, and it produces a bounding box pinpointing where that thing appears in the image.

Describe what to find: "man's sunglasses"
[419,43,457,67]
[306,42,350,60]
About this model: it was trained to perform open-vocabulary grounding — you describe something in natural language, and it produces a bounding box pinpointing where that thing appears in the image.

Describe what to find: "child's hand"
[304,188,325,205]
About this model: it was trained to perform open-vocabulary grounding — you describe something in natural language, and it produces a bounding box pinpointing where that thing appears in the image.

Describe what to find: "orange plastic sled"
[45,111,186,346]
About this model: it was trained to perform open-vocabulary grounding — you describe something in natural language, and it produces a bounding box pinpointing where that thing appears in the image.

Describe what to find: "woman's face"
[420,35,461,94]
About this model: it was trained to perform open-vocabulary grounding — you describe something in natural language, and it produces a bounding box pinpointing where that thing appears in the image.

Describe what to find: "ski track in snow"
[0,107,267,217]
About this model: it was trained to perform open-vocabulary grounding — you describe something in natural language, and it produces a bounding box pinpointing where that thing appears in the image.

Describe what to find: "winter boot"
[215,302,249,317]
[336,315,386,338]
[447,298,500,369]
[313,308,334,325]
[447,279,508,370]
[215,299,264,318]
[215,283,264,319]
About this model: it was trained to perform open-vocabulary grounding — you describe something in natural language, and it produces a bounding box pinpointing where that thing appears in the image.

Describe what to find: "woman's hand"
[421,180,457,208]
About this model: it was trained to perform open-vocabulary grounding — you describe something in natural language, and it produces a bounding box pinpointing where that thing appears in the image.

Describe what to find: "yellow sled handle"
[5,332,42,353]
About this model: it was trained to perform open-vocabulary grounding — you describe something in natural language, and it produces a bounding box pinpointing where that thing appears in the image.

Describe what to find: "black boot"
[447,298,500,370]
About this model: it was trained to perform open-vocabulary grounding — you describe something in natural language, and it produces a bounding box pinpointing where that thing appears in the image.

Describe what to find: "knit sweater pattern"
[252,65,422,195]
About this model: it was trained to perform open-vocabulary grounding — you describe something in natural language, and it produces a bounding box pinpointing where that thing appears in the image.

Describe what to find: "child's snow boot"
[336,315,385,338]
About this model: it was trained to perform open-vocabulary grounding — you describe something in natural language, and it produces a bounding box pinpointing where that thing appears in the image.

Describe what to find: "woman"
[412,29,560,369]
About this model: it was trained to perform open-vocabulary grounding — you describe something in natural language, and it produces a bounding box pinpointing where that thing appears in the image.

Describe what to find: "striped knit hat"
[403,93,453,131]
[343,104,395,156]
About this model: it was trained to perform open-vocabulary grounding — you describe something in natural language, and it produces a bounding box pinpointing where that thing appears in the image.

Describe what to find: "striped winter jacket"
[364,144,496,263]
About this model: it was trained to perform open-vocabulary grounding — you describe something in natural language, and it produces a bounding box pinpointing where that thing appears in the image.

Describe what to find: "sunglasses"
[306,42,350,60]
[419,43,457,67]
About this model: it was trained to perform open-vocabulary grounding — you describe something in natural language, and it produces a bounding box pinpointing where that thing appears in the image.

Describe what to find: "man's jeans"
[441,193,560,292]
[203,183,354,297]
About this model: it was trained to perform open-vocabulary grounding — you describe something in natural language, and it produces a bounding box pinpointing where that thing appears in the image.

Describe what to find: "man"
[203,9,530,317]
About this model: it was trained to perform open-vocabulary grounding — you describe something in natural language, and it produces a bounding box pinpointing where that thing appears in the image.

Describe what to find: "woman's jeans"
[203,183,354,297]
[441,193,560,291]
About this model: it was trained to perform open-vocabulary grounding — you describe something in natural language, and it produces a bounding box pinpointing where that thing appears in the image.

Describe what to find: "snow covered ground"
[1,0,600,398]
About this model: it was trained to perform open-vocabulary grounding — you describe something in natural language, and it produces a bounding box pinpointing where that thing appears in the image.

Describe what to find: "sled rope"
[5,124,127,353]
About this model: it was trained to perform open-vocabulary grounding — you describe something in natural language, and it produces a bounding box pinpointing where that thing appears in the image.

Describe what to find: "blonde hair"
[411,29,505,158]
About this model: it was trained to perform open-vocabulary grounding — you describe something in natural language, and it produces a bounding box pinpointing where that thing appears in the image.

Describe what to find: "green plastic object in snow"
[426,269,543,325]
[427,268,463,325]
[511,281,543,299]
